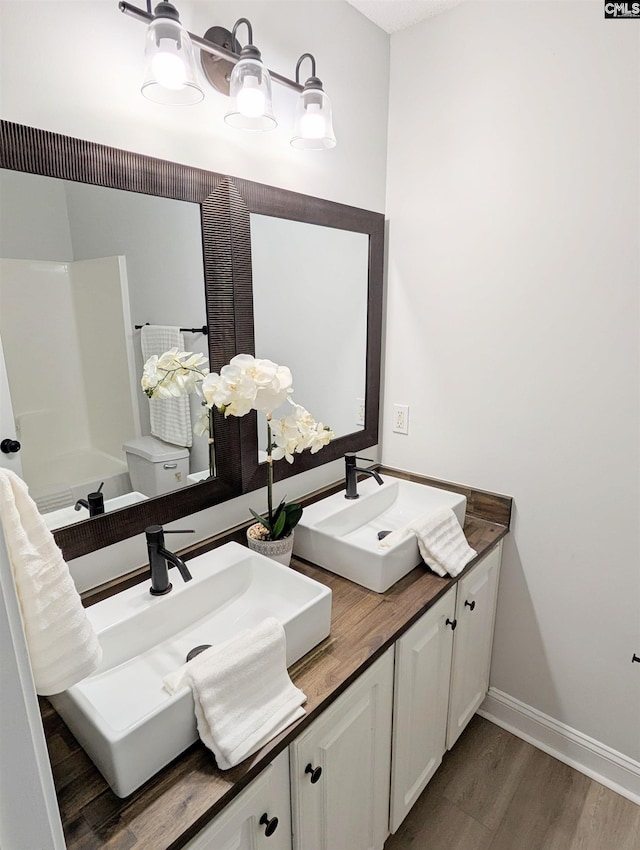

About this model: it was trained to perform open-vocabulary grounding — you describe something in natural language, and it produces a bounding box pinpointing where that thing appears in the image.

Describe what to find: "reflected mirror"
[0,121,242,560]
[0,171,211,531]
[225,177,384,495]
[251,213,369,451]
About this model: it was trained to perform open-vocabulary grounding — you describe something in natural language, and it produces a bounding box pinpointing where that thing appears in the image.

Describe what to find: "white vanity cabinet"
[446,541,502,749]
[390,541,503,833]
[390,588,457,832]
[290,648,394,850]
[183,750,292,850]
[183,542,502,849]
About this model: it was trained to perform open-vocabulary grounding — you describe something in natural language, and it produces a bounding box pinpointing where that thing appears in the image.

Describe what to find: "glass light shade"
[291,88,336,150]
[224,57,277,131]
[141,16,204,105]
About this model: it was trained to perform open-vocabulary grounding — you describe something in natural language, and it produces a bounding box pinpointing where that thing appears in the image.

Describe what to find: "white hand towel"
[164,617,306,770]
[407,508,477,578]
[141,325,192,448]
[0,468,102,695]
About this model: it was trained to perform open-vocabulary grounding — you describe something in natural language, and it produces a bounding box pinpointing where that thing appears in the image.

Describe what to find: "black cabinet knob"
[446,617,457,631]
[633,654,640,664]
[305,763,322,783]
[1,438,21,454]
[464,599,476,611]
[259,812,279,837]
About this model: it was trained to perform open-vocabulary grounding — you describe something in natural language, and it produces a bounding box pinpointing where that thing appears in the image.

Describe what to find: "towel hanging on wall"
[141,325,193,447]
[0,468,102,694]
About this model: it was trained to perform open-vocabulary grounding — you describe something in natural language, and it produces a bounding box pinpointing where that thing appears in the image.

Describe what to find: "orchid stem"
[266,416,274,529]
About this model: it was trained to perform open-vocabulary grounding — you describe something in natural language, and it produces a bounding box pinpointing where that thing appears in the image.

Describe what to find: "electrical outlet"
[356,397,365,427]
[393,404,409,435]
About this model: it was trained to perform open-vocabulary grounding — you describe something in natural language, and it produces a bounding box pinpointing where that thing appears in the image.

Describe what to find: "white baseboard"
[479,688,640,806]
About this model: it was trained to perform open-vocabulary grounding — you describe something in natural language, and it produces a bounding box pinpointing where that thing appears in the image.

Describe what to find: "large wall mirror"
[223,177,384,493]
[0,121,384,562]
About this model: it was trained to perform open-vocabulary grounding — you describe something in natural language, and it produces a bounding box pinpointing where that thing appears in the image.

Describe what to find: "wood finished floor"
[384,716,640,850]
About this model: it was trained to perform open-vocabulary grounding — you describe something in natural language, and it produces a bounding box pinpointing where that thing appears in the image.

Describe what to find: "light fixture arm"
[119,1,303,92]
[295,53,317,86]
[231,17,253,48]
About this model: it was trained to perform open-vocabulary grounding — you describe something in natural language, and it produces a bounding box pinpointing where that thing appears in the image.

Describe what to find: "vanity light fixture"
[291,53,336,150]
[141,1,204,105]
[224,18,276,131]
[119,1,337,147]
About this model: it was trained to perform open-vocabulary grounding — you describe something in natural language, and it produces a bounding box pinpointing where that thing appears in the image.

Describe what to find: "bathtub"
[26,447,131,514]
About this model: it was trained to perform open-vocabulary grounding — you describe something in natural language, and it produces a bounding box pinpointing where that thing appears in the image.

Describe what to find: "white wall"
[384,0,640,767]
[0,170,73,260]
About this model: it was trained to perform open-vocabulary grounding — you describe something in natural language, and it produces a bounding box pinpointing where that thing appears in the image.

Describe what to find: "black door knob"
[464,599,476,611]
[305,763,322,783]
[259,812,279,837]
[1,439,21,454]
[446,617,457,631]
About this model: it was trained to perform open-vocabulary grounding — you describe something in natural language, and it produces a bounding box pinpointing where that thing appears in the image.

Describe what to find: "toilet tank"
[122,436,190,498]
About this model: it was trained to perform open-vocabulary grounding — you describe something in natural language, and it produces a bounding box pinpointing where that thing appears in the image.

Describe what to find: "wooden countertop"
[41,475,511,849]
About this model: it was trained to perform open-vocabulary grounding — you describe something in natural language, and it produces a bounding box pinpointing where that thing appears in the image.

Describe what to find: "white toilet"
[122,436,190,497]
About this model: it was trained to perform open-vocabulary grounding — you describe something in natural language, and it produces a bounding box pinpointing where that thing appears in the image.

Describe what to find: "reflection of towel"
[164,618,306,769]
[380,507,476,578]
[141,325,192,447]
[0,469,102,694]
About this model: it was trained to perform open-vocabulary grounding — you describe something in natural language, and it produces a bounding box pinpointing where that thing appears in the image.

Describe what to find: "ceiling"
[345,0,464,33]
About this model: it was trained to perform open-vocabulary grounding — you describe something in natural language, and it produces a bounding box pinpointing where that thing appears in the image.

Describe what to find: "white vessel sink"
[43,491,148,531]
[51,543,332,797]
[294,477,467,593]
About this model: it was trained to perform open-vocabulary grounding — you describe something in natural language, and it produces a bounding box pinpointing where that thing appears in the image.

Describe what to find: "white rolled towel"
[164,617,306,769]
[0,468,102,694]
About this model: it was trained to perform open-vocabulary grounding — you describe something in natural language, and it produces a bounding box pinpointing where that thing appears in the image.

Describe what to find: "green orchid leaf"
[283,502,303,532]
[273,511,287,539]
[250,508,272,534]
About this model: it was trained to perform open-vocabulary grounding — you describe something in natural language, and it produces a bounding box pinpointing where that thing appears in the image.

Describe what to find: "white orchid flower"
[202,354,293,417]
[141,349,209,399]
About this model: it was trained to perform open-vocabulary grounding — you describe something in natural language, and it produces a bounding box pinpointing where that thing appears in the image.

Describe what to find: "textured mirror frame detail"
[0,121,384,561]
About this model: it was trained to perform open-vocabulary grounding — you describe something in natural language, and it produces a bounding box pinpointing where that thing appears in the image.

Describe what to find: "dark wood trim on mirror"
[226,177,385,494]
[0,121,242,560]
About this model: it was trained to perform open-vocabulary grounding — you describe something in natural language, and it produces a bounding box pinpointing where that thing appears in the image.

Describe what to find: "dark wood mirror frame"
[0,121,384,562]
[225,177,384,493]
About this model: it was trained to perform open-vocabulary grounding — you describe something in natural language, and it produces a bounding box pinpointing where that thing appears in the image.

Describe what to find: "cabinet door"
[446,542,502,749]
[390,588,456,833]
[290,648,394,850]
[184,749,291,850]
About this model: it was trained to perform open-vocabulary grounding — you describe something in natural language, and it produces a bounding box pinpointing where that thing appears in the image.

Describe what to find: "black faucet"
[344,454,384,500]
[74,482,105,516]
[146,525,194,596]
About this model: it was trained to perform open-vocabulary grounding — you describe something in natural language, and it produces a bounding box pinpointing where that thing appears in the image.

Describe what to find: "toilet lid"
[122,436,189,462]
